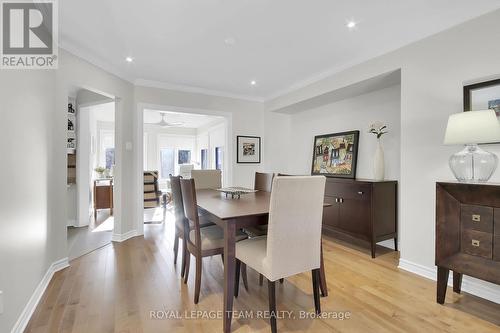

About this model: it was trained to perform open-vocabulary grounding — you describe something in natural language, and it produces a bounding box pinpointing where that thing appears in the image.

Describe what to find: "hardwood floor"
[26,218,500,332]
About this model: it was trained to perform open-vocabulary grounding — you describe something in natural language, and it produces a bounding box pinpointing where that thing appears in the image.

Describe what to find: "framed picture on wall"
[464,78,500,115]
[464,78,500,144]
[311,130,359,178]
[237,135,261,163]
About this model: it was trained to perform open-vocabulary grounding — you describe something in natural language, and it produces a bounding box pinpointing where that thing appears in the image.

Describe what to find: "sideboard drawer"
[324,182,371,201]
[461,229,493,259]
[461,204,493,233]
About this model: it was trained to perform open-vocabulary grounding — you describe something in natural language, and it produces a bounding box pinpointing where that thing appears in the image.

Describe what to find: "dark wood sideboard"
[436,182,500,304]
[321,178,398,258]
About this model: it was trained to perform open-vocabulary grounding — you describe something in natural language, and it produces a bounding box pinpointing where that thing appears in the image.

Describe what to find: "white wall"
[287,85,401,181]
[266,9,500,302]
[0,70,58,333]
[196,121,226,169]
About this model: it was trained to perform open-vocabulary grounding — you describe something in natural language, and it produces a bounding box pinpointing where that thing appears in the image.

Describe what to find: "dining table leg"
[319,242,328,297]
[223,221,237,333]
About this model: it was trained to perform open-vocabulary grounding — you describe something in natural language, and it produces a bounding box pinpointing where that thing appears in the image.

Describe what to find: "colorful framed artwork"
[237,136,261,163]
[311,130,359,178]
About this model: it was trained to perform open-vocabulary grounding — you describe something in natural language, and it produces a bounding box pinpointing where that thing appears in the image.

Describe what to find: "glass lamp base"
[449,144,498,183]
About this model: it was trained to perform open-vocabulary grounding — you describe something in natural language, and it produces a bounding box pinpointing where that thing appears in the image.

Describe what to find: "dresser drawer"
[461,229,492,259]
[324,182,371,201]
[461,204,493,233]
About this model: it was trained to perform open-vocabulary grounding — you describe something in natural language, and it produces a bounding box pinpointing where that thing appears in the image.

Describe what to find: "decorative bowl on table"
[216,187,257,199]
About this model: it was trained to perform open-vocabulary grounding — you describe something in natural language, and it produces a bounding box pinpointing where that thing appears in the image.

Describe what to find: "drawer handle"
[472,214,481,222]
[357,191,364,195]
[471,239,480,247]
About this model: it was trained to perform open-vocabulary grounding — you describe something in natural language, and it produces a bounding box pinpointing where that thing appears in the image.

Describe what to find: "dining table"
[195,188,330,333]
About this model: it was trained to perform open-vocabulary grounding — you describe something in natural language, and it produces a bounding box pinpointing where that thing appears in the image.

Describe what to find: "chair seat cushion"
[235,236,269,278]
[190,225,247,251]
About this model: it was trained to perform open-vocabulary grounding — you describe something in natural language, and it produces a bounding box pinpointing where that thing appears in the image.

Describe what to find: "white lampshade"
[444,110,500,145]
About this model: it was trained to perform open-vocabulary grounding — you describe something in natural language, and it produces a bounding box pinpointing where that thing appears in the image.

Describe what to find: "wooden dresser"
[93,178,113,221]
[321,178,398,258]
[436,182,500,304]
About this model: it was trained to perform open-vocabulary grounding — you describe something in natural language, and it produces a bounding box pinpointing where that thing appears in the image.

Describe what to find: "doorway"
[66,89,116,260]
[140,108,229,229]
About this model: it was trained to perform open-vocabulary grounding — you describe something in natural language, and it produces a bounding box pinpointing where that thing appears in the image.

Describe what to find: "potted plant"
[94,166,106,179]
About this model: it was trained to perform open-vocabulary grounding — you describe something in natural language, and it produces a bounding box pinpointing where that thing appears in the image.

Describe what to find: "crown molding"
[135,79,264,103]
[60,38,265,102]
[59,39,136,84]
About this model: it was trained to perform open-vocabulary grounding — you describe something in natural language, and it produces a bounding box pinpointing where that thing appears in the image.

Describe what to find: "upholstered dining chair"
[180,178,248,304]
[245,172,274,237]
[190,169,222,189]
[235,176,326,333]
[170,175,215,278]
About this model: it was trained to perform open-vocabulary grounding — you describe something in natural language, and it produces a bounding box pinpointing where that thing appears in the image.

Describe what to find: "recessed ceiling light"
[224,37,236,46]
[125,56,133,62]
[250,80,257,86]
[346,20,358,30]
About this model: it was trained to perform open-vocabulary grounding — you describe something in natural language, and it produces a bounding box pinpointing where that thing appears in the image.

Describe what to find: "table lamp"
[444,110,500,182]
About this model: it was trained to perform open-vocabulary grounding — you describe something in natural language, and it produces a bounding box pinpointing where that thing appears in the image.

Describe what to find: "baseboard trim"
[11,257,69,333]
[398,258,500,304]
[111,229,138,242]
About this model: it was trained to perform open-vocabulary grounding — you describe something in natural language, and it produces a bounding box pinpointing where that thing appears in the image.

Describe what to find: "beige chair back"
[254,172,274,192]
[191,169,222,189]
[264,176,326,281]
[179,164,194,178]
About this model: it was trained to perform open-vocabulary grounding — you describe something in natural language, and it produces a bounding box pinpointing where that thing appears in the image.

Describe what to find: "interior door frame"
[134,103,233,236]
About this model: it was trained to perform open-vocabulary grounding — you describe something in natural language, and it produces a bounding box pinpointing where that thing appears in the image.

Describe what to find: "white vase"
[373,139,385,181]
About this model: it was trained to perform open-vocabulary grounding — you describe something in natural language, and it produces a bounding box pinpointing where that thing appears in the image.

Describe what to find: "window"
[160,148,175,178]
[201,149,208,169]
[215,147,223,170]
[99,130,114,169]
[178,150,191,164]
[105,148,115,169]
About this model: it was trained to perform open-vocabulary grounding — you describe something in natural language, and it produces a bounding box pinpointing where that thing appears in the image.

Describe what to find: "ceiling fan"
[147,112,184,127]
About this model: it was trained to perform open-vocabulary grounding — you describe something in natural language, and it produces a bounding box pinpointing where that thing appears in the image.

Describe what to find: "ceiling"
[60,0,500,100]
[143,110,224,129]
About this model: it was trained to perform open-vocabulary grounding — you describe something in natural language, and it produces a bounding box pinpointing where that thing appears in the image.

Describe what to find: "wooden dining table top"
[196,188,331,220]
[195,189,272,220]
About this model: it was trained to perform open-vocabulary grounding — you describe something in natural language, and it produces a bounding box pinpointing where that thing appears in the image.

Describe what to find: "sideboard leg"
[453,271,463,294]
[437,266,449,304]
[371,240,376,258]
